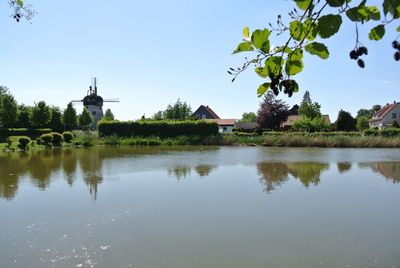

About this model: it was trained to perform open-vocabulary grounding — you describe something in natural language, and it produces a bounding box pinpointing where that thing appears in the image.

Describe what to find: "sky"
[0,0,398,121]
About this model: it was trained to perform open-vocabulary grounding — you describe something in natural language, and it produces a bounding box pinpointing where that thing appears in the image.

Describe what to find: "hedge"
[98,120,219,138]
[364,128,400,137]
[0,128,52,138]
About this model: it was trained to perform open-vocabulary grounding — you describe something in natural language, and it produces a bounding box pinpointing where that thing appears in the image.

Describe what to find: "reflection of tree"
[62,149,77,186]
[287,162,329,187]
[337,162,352,174]
[194,165,215,177]
[257,163,289,193]
[0,174,19,200]
[360,162,400,183]
[167,166,191,180]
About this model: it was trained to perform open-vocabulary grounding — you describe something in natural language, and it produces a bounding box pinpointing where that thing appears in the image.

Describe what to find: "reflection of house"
[281,115,331,130]
[205,119,236,133]
[192,105,220,119]
[369,102,400,129]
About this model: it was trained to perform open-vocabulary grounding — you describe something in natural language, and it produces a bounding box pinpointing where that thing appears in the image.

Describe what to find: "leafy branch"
[230,0,400,98]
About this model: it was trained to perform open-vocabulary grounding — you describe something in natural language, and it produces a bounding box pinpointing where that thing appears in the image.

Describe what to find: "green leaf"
[366,6,381,20]
[290,20,307,41]
[397,25,400,32]
[243,27,250,39]
[383,0,400,19]
[257,83,270,97]
[17,0,23,7]
[369,24,385,40]
[294,0,312,10]
[275,46,292,54]
[265,56,284,76]
[233,42,253,54]
[346,5,369,21]
[326,0,345,7]
[255,67,269,78]
[305,42,330,59]
[304,18,318,41]
[317,14,342,38]
[251,29,271,53]
[286,49,304,76]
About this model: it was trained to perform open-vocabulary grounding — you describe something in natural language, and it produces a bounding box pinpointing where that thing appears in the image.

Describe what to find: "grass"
[2,131,400,150]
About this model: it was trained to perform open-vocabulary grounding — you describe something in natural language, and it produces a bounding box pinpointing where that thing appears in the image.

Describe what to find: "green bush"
[0,128,52,138]
[104,134,121,145]
[292,116,332,132]
[18,136,31,148]
[364,128,400,137]
[97,120,219,138]
[40,133,53,144]
[62,131,74,143]
[51,132,63,145]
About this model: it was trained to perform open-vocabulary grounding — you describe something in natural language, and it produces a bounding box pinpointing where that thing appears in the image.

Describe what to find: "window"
[392,113,396,119]
[201,114,206,119]
[92,111,96,116]
[223,127,227,132]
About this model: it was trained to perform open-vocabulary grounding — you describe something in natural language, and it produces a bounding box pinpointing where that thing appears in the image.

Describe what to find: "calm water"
[1,146,400,268]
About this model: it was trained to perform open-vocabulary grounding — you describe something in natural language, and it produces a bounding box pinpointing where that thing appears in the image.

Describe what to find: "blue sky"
[0,0,398,121]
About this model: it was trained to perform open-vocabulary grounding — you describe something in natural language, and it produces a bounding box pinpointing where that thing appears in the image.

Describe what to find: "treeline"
[0,86,114,131]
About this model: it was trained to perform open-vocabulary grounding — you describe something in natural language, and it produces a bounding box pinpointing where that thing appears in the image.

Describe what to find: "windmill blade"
[103,98,120,102]
[71,100,83,103]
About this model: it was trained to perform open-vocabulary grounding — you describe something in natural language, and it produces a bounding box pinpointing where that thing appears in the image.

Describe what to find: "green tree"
[63,103,78,131]
[152,111,164,120]
[357,108,374,119]
[104,108,115,121]
[30,101,51,128]
[293,116,332,132]
[79,108,93,130]
[230,0,400,97]
[239,112,257,123]
[336,110,356,131]
[0,93,18,127]
[17,104,32,128]
[356,116,370,130]
[298,91,321,119]
[256,91,289,130]
[48,106,63,132]
[163,99,192,120]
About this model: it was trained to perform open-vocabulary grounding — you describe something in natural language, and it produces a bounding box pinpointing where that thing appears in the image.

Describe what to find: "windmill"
[71,78,119,128]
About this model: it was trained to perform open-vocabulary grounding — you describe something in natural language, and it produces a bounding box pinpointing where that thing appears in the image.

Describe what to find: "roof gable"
[192,105,220,119]
[369,102,399,122]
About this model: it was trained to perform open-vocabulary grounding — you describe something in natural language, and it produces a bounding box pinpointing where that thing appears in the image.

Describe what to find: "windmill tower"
[72,78,119,128]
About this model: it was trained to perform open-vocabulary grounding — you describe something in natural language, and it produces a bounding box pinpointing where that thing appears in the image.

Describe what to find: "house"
[281,114,331,130]
[369,102,400,129]
[205,119,236,133]
[192,105,220,119]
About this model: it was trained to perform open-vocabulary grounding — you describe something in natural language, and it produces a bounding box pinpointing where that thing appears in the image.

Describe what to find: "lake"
[1,146,400,268]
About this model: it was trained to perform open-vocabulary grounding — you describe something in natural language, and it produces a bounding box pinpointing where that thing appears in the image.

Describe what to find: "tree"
[230,0,400,97]
[336,110,356,131]
[153,99,192,120]
[356,116,370,130]
[63,103,78,131]
[104,109,115,121]
[48,106,63,132]
[239,112,257,123]
[298,91,321,119]
[357,108,374,119]
[17,104,32,128]
[79,108,93,130]
[256,91,289,129]
[0,93,18,127]
[30,101,51,128]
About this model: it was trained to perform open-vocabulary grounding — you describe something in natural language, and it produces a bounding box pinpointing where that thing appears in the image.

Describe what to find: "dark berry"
[395,52,400,61]
[393,41,399,49]
[357,59,365,68]
[349,50,358,60]
[359,47,368,55]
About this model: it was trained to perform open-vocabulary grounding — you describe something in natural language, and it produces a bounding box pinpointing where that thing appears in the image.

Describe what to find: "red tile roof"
[369,103,398,122]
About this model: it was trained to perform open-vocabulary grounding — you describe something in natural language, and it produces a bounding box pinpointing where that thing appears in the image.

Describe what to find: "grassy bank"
[2,131,400,150]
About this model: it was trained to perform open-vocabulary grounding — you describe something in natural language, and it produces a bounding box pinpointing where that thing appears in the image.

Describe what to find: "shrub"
[51,132,63,145]
[392,120,400,128]
[103,134,121,145]
[0,128,52,138]
[62,131,74,143]
[97,120,219,138]
[18,136,31,148]
[40,133,53,144]
[292,116,332,132]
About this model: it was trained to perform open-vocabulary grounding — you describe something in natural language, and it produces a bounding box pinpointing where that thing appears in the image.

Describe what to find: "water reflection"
[359,161,400,183]
[257,162,330,192]
[1,147,400,200]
